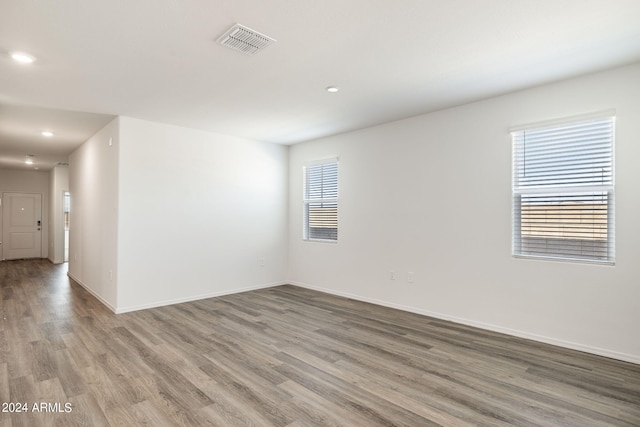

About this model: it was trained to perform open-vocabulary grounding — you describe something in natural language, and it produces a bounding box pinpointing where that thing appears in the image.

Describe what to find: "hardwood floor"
[0,259,639,426]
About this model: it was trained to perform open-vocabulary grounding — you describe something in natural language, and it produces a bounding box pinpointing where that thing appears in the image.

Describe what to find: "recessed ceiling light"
[10,51,36,64]
[41,131,54,137]
[326,86,339,93]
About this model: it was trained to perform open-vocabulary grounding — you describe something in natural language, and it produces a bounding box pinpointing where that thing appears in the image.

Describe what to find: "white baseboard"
[67,272,118,313]
[114,281,287,314]
[288,281,640,365]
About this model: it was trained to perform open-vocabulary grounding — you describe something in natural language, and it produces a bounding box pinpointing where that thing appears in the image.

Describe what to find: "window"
[303,159,338,242]
[512,114,615,263]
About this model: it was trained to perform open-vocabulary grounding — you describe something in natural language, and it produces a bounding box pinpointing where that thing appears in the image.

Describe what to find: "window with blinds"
[512,115,615,263]
[303,159,338,242]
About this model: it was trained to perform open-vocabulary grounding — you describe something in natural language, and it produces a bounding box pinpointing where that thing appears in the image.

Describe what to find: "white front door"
[1,193,42,260]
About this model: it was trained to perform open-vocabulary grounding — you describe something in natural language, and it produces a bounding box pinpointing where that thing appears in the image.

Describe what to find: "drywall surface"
[116,117,288,312]
[288,63,640,363]
[68,118,119,310]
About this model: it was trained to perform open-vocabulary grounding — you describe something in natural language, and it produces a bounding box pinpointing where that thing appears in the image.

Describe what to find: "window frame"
[302,158,339,243]
[511,112,615,265]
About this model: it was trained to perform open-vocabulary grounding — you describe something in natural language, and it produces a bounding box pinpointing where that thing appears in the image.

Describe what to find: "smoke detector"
[217,24,276,56]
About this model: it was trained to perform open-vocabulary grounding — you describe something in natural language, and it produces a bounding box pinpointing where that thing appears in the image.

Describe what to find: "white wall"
[0,169,50,260]
[48,165,69,264]
[116,117,288,312]
[288,63,640,363]
[68,118,120,310]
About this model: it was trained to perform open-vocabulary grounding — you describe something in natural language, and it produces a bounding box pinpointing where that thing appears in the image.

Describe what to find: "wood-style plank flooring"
[0,259,639,426]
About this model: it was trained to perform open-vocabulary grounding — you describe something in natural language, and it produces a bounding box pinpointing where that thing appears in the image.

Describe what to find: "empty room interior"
[1,1,639,426]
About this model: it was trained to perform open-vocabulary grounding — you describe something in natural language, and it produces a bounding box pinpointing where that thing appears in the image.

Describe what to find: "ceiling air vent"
[217,24,276,55]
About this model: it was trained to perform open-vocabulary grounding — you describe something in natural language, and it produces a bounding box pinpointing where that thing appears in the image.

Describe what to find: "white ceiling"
[1,0,640,170]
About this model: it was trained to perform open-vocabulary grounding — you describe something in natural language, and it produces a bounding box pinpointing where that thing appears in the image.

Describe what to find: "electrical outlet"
[390,271,396,280]
[407,271,414,283]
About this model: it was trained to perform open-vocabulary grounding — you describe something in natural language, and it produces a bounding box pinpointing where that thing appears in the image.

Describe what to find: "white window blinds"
[303,159,338,241]
[512,116,615,263]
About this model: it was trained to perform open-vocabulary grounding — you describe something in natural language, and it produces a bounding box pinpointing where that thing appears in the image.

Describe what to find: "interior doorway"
[64,191,70,263]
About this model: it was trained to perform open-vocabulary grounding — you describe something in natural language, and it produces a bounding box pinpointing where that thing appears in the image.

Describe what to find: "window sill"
[512,254,615,266]
[303,238,338,244]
